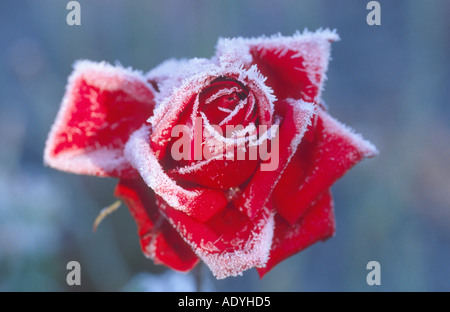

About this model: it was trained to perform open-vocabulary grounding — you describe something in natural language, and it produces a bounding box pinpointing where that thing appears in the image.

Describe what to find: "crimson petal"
[125,125,229,222]
[233,99,316,219]
[216,29,339,102]
[44,60,155,178]
[274,109,378,225]
[115,179,198,272]
[160,199,275,279]
[257,189,335,278]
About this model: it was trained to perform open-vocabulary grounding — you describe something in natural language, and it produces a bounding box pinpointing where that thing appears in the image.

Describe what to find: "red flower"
[44,30,377,279]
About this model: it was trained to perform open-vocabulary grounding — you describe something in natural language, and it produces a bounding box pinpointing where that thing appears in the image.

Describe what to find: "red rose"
[44,30,377,279]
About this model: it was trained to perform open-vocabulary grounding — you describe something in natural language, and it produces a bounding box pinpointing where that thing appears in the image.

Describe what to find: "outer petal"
[114,178,198,272]
[257,189,335,278]
[233,99,316,219]
[159,199,275,279]
[216,29,339,102]
[44,60,155,178]
[124,125,228,222]
[274,109,378,225]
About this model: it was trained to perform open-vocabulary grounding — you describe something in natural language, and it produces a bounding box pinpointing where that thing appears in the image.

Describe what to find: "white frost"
[44,147,130,177]
[204,86,242,104]
[318,109,379,158]
[198,211,275,279]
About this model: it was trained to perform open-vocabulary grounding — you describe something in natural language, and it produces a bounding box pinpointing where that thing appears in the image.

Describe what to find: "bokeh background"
[0,0,449,292]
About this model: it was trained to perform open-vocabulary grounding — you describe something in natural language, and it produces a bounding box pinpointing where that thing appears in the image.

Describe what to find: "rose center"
[199,79,255,130]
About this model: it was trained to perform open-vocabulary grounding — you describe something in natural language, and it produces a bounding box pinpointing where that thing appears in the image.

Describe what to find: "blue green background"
[0,0,449,291]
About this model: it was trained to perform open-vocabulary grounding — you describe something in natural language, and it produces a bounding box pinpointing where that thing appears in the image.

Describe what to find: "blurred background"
[0,0,449,292]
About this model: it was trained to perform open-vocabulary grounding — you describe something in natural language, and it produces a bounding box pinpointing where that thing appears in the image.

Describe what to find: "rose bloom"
[44,30,377,279]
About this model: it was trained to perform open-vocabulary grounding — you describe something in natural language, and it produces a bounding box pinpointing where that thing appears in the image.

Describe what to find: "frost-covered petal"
[148,60,275,160]
[44,60,155,178]
[145,58,189,94]
[257,189,335,278]
[167,114,260,190]
[273,109,378,225]
[169,157,259,190]
[114,179,198,272]
[233,99,316,219]
[200,79,250,128]
[216,29,339,102]
[125,125,228,222]
[159,199,275,279]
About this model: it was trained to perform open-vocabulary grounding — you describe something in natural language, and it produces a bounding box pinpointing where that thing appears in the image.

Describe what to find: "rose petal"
[148,61,275,160]
[167,115,260,190]
[44,60,155,178]
[200,79,249,128]
[125,125,228,222]
[169,157,259,190]
[114,179,198,272]
[216,29,339,102]
[159,199,275,279]
[233,99,316,219]
[274,109,378,225]
[257,189,335,278]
